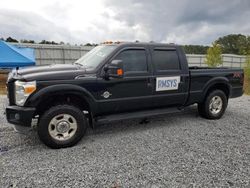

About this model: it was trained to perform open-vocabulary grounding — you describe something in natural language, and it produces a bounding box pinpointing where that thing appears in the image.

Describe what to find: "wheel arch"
[202,77,231,101]
[25,84,97,127]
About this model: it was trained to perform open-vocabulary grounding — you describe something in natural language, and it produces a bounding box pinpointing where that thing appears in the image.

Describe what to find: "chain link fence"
[186,54,246,68]
[13,43,247,68]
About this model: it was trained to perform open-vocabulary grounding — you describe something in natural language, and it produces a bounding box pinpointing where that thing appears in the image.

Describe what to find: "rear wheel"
[38,104,87,148]
[198,90,228,119]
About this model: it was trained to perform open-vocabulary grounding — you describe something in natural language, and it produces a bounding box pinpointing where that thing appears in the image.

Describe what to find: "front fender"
[25,84,98,113]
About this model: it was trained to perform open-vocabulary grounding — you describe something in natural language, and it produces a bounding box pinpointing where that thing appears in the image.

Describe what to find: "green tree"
[83,43,98,46]
[84,43,92,46]
[205,43,222,67]
[240,36,250,55]
[20,39,35,44]
[39,40,58,45]
[244,54,250,78]
[244,53,250,95]
[215,34,250,55]
[182,45,209,54]
[6,37,18,43]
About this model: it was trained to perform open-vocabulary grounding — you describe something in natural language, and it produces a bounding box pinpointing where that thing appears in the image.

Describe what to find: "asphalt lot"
[0,95,249,187]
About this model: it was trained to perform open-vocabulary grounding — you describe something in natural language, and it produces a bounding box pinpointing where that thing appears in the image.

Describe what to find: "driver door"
[96,47,154,115]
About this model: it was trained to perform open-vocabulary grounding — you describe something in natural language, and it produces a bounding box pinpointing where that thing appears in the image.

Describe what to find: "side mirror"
[104,60,124,79]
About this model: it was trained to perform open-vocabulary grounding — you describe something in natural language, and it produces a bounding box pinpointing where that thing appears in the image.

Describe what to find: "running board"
[95,107,182,124]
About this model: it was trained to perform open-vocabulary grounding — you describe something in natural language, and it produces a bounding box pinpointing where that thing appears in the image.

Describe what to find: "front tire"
[198,90,228,119]
[38,104,87,149]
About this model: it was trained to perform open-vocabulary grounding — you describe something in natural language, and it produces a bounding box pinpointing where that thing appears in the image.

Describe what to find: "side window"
[115,49,147,72]
[153,50,180,71]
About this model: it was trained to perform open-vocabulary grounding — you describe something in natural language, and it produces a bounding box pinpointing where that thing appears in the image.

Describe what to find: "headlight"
[15,80,36,106]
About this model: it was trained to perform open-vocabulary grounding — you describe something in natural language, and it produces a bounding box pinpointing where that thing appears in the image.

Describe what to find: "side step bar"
[95,107,183,125]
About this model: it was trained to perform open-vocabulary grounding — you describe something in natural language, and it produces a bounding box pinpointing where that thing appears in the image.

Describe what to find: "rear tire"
[198,90,228,119]
[38,104,87,149]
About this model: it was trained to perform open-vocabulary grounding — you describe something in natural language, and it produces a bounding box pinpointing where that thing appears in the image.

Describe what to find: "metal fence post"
[231,56,233,68]
[62,47,65,64]
[240,57,242,68]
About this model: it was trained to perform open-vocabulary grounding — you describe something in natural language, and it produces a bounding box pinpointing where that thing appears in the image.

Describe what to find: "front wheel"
[38,104,87,149]
[198,90,228,119]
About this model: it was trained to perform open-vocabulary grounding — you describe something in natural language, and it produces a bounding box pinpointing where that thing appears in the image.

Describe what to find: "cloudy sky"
[0,0,249,45]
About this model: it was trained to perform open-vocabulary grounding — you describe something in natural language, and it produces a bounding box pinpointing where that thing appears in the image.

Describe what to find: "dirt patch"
[0,70,8,95]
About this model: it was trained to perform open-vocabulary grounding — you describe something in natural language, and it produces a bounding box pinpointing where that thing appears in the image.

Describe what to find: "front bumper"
[6,105,36,127]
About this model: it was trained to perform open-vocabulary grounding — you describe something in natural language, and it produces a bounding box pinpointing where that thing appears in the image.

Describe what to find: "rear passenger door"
[151,47,189,107]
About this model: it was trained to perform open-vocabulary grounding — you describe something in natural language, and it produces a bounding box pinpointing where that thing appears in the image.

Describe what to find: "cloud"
[0,9,74,42]
[0,0,249,45]
[103,0,250,44]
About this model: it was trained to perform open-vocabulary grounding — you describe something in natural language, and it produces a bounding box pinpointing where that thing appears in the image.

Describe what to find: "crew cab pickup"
[6,42,244,148]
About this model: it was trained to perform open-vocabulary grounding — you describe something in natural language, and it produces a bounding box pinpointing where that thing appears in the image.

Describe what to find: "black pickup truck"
[6,42,244,148]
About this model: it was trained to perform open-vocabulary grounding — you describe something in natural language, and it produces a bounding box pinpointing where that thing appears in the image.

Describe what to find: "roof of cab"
[100,41,178,48]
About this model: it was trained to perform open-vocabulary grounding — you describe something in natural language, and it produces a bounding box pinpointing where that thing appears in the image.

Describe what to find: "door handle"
[147,82,152,87]
[147,78,152,87]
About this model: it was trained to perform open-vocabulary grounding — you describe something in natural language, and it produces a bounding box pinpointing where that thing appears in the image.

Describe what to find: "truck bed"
[187,67,243,105]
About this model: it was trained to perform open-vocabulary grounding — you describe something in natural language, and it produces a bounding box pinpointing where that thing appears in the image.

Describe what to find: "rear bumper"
[230,86,244,98]
[6,105,36,127]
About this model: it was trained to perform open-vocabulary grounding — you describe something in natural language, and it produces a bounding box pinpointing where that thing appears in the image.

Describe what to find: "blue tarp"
[0,40,35,68]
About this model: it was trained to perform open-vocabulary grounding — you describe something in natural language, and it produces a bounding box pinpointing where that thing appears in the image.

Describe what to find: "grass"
[244,77,250,95]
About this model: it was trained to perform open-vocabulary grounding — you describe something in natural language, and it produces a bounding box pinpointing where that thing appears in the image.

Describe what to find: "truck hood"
[9,64,88,82]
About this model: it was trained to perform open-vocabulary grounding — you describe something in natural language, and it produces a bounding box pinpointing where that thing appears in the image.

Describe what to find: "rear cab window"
[152,48,181,73]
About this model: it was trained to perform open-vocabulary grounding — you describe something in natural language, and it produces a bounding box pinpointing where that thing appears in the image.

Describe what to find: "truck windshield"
[74,45,116,70]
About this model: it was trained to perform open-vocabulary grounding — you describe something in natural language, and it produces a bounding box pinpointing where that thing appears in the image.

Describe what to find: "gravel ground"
[0,95,249,187]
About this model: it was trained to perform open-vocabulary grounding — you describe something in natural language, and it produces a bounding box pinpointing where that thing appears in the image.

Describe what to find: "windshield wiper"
[74,62,83,66]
